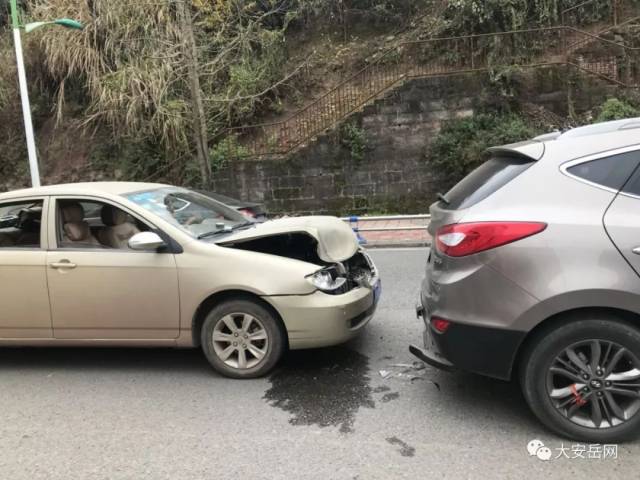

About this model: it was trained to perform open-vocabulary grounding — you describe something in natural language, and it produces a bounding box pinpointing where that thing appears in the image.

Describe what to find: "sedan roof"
[0,182,168,201]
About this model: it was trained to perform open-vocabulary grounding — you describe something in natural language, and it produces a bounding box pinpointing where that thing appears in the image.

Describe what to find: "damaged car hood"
[216,216,359,263]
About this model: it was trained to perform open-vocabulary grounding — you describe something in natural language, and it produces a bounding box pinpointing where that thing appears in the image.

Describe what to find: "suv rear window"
[567,151,640,191]
[442,155,536,210]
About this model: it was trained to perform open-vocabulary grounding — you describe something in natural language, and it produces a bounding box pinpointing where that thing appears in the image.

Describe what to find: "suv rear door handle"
[49,260,77,269]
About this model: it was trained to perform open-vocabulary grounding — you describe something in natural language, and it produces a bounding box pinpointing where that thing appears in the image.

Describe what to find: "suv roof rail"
[619,120,640,131]
[558,117,640,139]
[533,131,562,142]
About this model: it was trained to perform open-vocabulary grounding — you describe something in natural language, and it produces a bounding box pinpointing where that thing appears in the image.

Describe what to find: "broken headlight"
[306,268,347,292]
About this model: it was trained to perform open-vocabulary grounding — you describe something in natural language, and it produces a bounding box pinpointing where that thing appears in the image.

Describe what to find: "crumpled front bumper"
[265,277,381,350]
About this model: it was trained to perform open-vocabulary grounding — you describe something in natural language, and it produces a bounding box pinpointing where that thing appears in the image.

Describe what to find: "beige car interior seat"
[60,203,101,247]
[98,205,140,249]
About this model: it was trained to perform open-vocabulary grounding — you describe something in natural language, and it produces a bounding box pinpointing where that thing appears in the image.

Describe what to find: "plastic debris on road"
[378,361,440,389]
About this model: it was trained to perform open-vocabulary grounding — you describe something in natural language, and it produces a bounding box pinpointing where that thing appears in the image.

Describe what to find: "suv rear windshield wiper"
[437,193,450,205]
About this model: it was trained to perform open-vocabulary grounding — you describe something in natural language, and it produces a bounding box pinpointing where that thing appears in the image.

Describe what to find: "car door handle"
[633,247,640,255]
[49,260,77,269]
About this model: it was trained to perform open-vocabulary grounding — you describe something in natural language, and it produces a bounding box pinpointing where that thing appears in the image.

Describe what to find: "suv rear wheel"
[521,314,640,442]
[201,298,285,379]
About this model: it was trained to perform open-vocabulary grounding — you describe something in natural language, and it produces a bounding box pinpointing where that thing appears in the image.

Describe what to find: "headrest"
[101,205,128,226]
[61,203,85,224]
[63,222,91,242]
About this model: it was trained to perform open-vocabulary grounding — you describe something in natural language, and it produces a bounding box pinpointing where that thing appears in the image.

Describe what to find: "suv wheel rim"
[212,313,269,369]
[546,339,640,429]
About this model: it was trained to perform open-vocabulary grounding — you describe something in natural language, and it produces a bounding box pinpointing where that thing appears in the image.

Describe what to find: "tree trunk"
[177,0,211,186]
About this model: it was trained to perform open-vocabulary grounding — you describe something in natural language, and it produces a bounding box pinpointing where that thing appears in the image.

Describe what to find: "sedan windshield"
[125,187,251,238]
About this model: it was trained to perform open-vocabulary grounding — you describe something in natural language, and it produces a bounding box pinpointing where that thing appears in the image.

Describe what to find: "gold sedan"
[0,182,380,378]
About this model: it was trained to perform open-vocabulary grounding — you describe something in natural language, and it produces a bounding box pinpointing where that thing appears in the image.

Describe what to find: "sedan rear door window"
[0,200,43,248]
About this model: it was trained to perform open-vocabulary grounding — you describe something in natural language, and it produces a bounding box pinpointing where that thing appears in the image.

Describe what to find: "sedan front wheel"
[201,298,285,378]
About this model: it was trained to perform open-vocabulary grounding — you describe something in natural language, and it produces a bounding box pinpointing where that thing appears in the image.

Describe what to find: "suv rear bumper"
[409,344,455,371]
[410,302,525,380]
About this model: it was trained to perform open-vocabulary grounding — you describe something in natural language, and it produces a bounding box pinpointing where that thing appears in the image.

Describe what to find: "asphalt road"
[1,248,639,479]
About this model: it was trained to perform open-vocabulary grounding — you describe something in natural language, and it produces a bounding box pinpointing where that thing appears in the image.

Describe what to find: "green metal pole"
[10,0,19,28]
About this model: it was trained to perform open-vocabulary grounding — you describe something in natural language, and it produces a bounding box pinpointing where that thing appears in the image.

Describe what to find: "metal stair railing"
[564,26,640,85]
[226,1,639,158]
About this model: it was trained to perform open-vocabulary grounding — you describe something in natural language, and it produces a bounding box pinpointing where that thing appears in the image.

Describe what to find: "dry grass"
[30,0,186,148]
[26,0,297,162]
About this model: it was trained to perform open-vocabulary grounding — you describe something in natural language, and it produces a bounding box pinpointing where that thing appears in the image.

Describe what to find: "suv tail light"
[435,222,547,257]
[430,316,451,333]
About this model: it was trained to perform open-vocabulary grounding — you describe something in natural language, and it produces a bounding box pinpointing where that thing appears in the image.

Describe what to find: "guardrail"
[341,214,431,245]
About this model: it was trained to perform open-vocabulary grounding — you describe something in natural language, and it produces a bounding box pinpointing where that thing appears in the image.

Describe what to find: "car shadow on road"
[0,345,542,433]
[0,347,213,376]
[416,367,542,431]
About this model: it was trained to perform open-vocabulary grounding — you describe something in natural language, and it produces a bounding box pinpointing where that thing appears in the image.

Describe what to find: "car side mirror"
[128,231,166,251]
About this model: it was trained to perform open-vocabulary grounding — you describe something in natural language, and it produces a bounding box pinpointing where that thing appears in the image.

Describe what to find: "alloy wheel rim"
[212,313,269,370]
[546,339,640,429]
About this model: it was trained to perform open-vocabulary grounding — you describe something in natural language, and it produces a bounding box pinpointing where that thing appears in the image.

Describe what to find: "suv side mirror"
[128,231,166,251]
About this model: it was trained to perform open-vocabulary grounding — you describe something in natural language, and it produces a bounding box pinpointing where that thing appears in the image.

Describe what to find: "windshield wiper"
[437,192,450,205]
[231,221,256,231]
[197,229,232,240]
[197,221,255,239]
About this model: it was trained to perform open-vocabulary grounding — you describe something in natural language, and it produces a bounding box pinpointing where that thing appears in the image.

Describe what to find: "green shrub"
[428,112,537,188]
[443,0,610,35]
[596,98,640,123]
[210,137,248,171]
[340,122,367,161]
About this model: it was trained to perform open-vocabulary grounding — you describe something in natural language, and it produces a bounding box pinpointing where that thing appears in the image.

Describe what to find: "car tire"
[200,298,285,379]
[521,314,640,442]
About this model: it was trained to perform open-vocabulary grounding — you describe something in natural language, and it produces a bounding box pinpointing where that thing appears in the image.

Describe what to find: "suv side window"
[567,151,640,191]
[622,166,640,196]
[0,200,44,249]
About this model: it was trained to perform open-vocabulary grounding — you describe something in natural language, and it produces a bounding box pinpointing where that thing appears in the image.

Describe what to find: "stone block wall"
[210,67,614,215]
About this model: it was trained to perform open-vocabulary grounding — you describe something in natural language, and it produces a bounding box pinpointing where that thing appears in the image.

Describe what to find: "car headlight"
[306,268,347,292]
